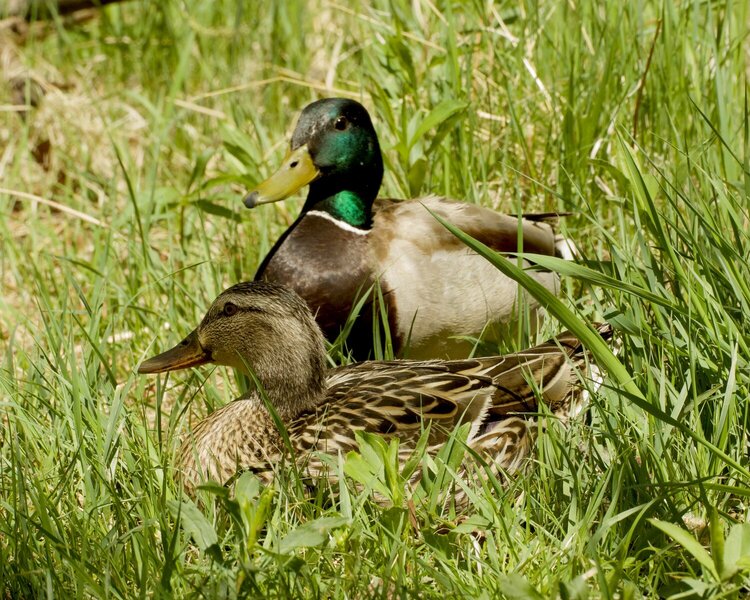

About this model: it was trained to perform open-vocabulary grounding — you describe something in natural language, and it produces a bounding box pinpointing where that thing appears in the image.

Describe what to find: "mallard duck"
[138,281,610,496]
[244,98,573,360]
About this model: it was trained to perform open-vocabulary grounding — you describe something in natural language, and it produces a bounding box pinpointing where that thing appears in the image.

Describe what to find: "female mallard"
[244,98,573,360]
[138,281,610,495]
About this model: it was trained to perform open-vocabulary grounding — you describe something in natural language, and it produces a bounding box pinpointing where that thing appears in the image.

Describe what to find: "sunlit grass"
[1,0,750,597]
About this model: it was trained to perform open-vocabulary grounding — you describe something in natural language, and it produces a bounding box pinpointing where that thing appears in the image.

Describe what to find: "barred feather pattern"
[177,324,611,496]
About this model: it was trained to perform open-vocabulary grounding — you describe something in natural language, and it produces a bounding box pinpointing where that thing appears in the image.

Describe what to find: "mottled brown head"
[139,281,328,419]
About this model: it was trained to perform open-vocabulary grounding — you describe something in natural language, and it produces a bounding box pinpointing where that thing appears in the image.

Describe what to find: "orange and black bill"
[138,329,212,374]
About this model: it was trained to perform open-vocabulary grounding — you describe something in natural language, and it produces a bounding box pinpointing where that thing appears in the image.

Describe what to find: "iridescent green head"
[244,98,384,228]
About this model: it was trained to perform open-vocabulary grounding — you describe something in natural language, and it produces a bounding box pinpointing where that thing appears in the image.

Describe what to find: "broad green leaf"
[400,425,432,482]
[453,514,492,534]
[708,504,724,581]
[356,430,390,465]
[649,518,718,580]
[409,99,468,150]
[723,522,750,579]
[278,516,349,554]
[234,472,262,503]
[407,156,428,196]
[195,199,243,223]
[168,500,218,552]
[187,147,214,193]
[559,575,589,600]
[499,574,545,600]
[384,438,403,503]
[344,451,390,498]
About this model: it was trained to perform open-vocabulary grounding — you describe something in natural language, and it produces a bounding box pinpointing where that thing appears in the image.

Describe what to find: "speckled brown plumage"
[139,281,611,498]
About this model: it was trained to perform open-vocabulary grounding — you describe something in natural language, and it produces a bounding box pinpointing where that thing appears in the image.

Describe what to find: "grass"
[1,0,750,597]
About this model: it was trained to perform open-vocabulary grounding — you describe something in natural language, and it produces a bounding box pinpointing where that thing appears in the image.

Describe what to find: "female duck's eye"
[223,302,238,317]
[334,116,348,131]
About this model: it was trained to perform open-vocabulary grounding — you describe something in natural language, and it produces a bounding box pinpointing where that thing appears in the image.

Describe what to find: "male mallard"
[244,98,572,360]
[138,281,610,496]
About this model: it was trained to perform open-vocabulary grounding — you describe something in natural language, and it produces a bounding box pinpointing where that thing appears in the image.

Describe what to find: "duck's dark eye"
[223,302,238,317]
[334,116,348,131]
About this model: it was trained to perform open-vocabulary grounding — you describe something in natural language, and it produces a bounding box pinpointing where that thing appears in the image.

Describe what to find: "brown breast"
[255,212,400,358]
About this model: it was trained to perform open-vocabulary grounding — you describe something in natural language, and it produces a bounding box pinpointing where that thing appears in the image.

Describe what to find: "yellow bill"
[244,145,320,208]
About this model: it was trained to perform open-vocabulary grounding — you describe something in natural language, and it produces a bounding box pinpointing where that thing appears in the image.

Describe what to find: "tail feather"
[518,211,573,223]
